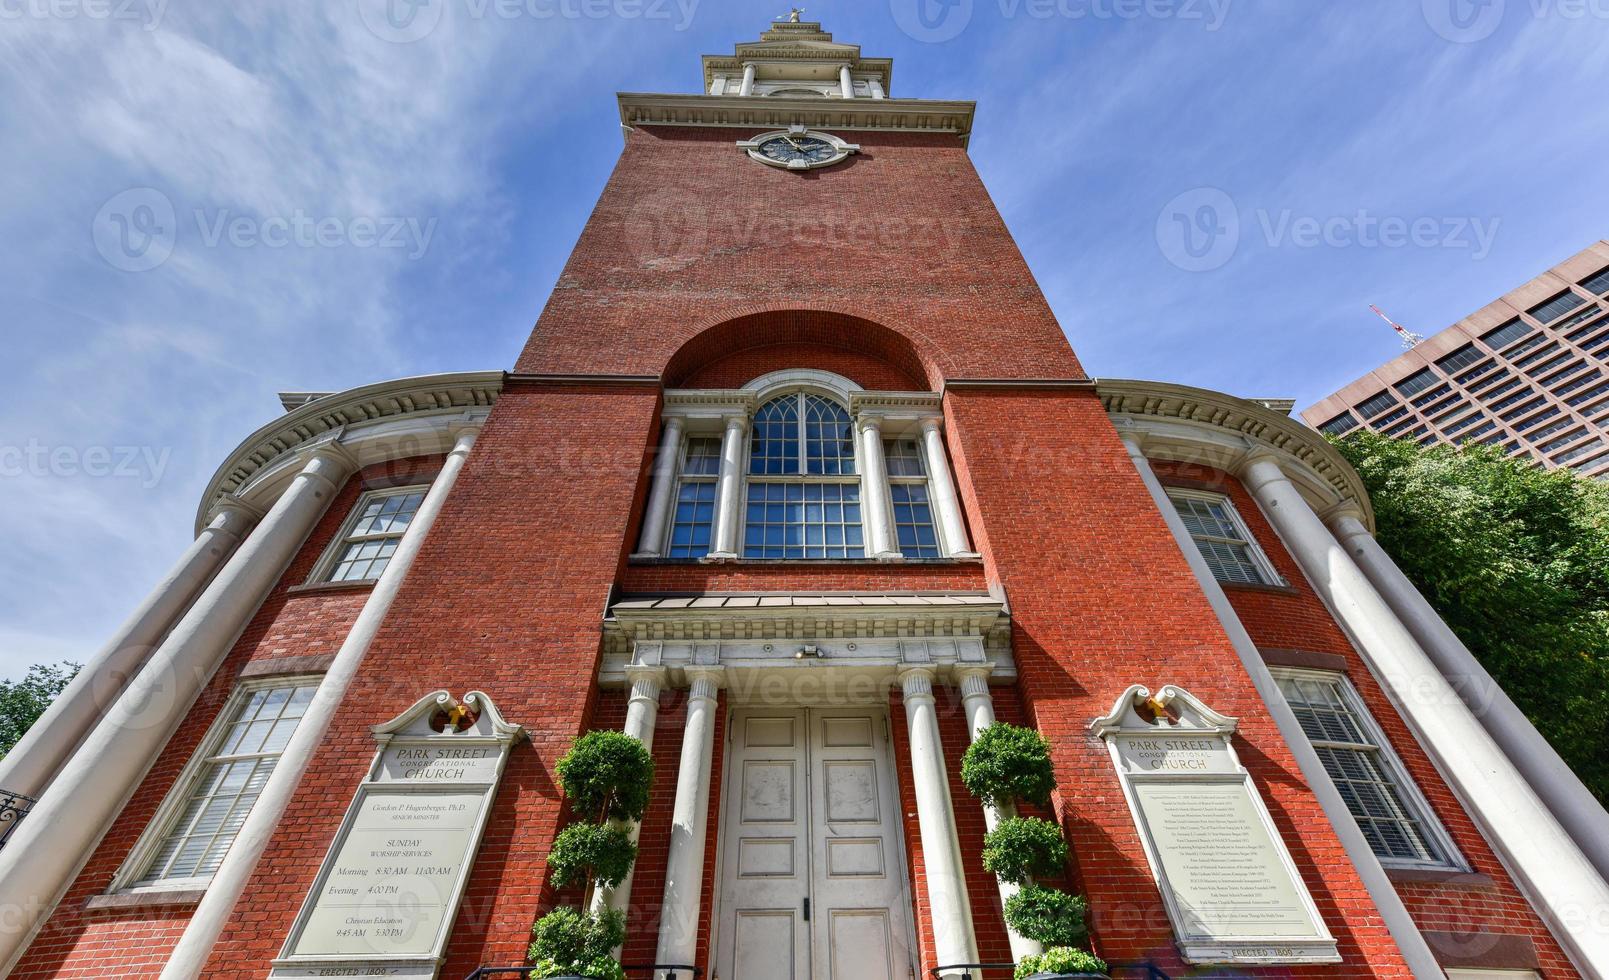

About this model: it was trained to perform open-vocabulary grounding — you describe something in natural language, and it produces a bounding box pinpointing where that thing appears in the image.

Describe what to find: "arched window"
[744,393,864,558]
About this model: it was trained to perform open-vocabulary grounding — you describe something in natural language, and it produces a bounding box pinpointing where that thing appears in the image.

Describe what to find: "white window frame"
[665,434,722,559]
[1166,487,1286,586]
[1271,667,1467,872]
[308,485,430,584]
[740,388,868,559]
[108,675,323,893]
[882,434,943,559]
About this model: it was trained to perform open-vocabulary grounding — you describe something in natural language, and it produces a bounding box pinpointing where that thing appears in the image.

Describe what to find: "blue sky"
[1,0,1606,680]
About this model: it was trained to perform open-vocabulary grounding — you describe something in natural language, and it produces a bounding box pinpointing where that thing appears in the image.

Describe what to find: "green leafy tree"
[0,661,80,759]
[1333,432,1609,803]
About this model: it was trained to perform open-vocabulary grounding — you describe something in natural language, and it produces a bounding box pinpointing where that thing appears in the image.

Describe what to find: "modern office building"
[2,21,1608,980]
[1303,243,1609,478]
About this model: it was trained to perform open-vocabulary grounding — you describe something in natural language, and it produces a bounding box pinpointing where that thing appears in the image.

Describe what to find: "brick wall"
[1150,458,1576,976]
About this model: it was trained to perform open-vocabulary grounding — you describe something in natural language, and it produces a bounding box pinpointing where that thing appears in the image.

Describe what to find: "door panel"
[716,708,915,980]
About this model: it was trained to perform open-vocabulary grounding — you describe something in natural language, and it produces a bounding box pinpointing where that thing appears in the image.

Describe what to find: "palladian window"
[636,370,974,563]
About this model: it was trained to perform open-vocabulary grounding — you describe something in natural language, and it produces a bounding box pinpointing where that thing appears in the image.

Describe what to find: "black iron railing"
[931,959,1173,979]
[0,790,36,849]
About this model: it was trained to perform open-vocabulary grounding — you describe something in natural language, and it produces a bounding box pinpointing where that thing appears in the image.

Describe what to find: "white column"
[0,446,353,974]
[635,416,685,558]
[708,415,747,559]
[0,504,254,801]
[899,666,979,978]
[1329,510,1609,884]
[738,62,756,96]
[592,667,665,932]
[1119,435,1444,979]
[839,64,854,98]
[159,426,482,980]
[655,668,722,971]
[956,666,1042,964]
[710,74,727,95]
[857,416,901,559]
[869,78,887,99]
[1241,450,1609,975]
[921,418,973,556]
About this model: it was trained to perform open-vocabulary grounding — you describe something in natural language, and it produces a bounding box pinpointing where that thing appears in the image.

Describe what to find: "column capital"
[1320,501,1369,533]
[1235,447,1290,488]
[955,663,994,698]
[919,415,944,434]
[298,439,359,485]
[208,495,264,528]
[626,666,668,696]
[898,664,936,699]
[722,413,750,432]
[684,666,725,701]
[854,412,884,433]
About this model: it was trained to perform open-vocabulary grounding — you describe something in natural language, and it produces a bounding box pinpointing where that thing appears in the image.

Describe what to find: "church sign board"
[269,691,522,980]
[1092,684,1341,965]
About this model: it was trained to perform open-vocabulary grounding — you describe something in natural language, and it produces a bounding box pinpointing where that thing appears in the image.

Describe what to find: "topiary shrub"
[961,723,1055,809]
[1004,886,1088,949]
[982,816,1069,885]
[529,954,627,980]
[530,906,626,966]
[547,823,637,891]
[557,730,655,823]
[1013,946,1108,979]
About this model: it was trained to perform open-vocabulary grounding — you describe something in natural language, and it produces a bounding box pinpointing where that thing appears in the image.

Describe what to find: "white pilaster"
[899,666,980,978]
[0,503,254,801]
[956,666,1042,964]
[1328,509,1609,883]
[1241,451,1609,975]
[839,64,854,98]
[708,415,748,559]
[710,74,727,95]
[738,62,756,96]
[635,416,685,558]
[655,668,722,970]
[921,418,973,556]
[0,446,354,974]
[868,78,886,99]
[1119,435,1444,979]
[858,415,901,559]
[592,667,665,932]
[158,426,482,980]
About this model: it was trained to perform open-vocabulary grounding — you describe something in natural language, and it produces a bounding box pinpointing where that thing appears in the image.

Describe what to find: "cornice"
[618,94,974,143]
[1097,377,1374,528]
[195,371,503,534]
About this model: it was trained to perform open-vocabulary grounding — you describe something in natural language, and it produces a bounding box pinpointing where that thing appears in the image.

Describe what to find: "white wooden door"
[715,708,915,980]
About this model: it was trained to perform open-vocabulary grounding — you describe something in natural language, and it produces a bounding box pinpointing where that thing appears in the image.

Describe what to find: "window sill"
[286,579,378,596]
[1385,867,1493,888]
[628,556,984,566]
[85,887,207,911]
[1220,580,1301,597]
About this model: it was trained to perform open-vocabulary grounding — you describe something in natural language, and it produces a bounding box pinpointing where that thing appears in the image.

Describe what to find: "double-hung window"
[1272,670,1462,869]
[116,680,319,889]
[884,437,942,558]
[667,437,721,558]
[744,393,865,558]
[1166,489,1282,586]
[317,487,428,582]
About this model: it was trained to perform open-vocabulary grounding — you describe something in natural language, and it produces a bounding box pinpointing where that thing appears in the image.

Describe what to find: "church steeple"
[700,19,893,99]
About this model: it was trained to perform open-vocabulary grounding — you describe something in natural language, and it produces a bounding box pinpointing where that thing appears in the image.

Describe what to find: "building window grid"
[1553,438,1605,466]
[1467,369,1515,395]
[1512,405,1560,433]
[1443,412,1488,436]
[1553,305,1605,333]
[318,487,428,583]
[1369,406,1411,429]
[1435,344,1484,374]
[665,437,722,559]
[1579,329,1609,353]
[1453,359,1498,385]
[744,393,865,559]
[1542,361,1595,390]
[1410,384,1454,410]
[1356,390,1399,418]
[127,681,319,887]
[1580,266,1609,296]
[1512,342,1563,370]
[1166,489,1282,586]
[1481,319,1534,352]
[1499,332,1549,361]
[1427,399,1474,426]
[1565,379,1609,407]
[884,438,942,559]
[1536,425,1588,453]
[1319,412,1360,437]
[1527,289,1587,324]
[1394,368,1440,398]
[1566,318,1609,344]
[1272,670,1463,869]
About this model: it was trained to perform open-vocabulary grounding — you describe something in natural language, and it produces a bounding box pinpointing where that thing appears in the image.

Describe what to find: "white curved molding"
[1098,378,1373,530]
[743,367,863,403]
[618,94,975,141]
[195,371,503,534]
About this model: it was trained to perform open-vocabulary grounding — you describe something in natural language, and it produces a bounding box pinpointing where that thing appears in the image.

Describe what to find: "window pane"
[136,685,316,884]
[750,396,801,475]
[1168,493,1271,585]
[667,480,717,559]
[682,437,722,476]
[889,483,942,558]
[1526,290,1585,324]
[803,394,855,475]
[1480,318,1532,351]
[1394,368,1439,397]
[323,489,427,582]
[1277,675,1446,865]
[883,438,927,477]
[743,482,864,559]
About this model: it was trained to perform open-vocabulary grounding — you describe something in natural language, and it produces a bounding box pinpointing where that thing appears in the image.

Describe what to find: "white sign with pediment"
[270,691,523,980]
[1092,684,1340,965]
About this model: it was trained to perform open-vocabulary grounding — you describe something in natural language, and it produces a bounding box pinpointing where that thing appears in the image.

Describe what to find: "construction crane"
[1370,304,1424,350]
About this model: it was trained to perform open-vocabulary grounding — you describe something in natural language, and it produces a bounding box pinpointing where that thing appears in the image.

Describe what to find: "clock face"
[757,134,839,167]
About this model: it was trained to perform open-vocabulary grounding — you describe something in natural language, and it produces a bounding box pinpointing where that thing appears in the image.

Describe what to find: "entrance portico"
[599,593,1016,979]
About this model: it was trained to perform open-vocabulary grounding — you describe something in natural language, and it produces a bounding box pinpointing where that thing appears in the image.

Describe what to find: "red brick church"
[1,19,1605,980]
